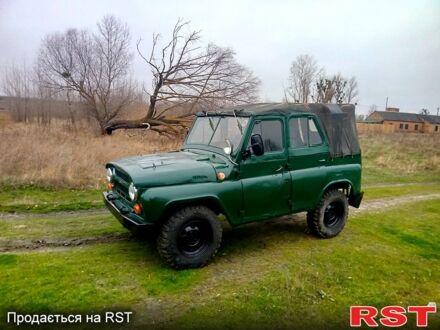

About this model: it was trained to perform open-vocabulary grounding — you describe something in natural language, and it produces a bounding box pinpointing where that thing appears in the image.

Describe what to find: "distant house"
[357,107,440,134]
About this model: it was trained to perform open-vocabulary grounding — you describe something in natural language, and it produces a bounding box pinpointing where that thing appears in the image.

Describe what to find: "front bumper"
[103,192,149,229]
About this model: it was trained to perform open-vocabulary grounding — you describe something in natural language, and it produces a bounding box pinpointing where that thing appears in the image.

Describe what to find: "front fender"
[138,181,242,225]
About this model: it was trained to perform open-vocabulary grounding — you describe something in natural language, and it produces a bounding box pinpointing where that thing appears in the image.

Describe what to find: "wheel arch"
[320,179,353,200]
[319,179,364,208]
[159,196,228,225]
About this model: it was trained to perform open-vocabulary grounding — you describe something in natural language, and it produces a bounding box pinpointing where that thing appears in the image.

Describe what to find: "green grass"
[169,199,440,329]
[362,166,439,185]
[0,242,203,313]
[0,186,103,213]
[363,182,440,201]
[0,213,124,240]
[1,199,439,329]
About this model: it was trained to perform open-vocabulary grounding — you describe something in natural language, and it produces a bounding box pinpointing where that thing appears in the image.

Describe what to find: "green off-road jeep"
[104,103,363,269]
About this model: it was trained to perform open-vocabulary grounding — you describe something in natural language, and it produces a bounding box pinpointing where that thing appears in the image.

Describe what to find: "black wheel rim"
[177,219,212,256]
[324,201,345,227]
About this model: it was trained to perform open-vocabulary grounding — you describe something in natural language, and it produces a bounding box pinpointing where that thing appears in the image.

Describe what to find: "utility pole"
[437,107,439,116]
[385,97,388,110]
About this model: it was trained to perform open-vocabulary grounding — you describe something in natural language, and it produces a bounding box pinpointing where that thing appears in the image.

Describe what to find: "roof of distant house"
[369,111,440,124]
[422,114,440,124]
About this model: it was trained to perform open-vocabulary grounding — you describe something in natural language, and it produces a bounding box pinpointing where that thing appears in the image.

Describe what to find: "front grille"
[115,168,130,183]
[110,167,131,202]
[115,183,129,201]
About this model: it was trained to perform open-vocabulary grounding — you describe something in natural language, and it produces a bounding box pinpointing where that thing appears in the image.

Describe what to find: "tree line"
[284,54,359,104]
[1,16,360,135]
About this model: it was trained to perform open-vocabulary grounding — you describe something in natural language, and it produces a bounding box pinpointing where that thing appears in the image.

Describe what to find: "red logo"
[350,304,437,327]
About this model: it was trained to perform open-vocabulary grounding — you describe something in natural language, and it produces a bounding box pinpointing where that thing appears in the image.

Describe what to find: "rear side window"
[250,120,283,152]
[308,118,323,145]
[289,117,323,148]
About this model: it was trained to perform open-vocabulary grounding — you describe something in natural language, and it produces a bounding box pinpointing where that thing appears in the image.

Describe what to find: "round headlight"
[106,168,114,182]
[128,183,138,201]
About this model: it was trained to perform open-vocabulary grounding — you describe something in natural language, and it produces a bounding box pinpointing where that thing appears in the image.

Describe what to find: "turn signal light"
[217,172,226,181]
[107,182,113,190]
[133,203,142,214]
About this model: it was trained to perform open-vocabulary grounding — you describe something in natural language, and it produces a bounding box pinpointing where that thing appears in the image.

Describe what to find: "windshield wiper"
[208,117,215,131]
[233,110,243,135]
[207,117,222,145]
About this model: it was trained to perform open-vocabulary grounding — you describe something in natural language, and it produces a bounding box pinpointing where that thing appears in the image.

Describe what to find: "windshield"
[186,116,249,152]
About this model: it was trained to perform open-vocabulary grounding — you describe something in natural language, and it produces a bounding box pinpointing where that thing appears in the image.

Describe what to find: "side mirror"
[250,134,264,156]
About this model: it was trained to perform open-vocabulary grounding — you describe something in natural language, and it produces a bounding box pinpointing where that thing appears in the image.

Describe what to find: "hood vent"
[192,175,208,181]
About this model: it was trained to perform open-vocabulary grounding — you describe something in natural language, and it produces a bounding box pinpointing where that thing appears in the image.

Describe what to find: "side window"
[250,120,283,153]
[289,117,323,148]
[289,117,308,148]
[308,118,323,145]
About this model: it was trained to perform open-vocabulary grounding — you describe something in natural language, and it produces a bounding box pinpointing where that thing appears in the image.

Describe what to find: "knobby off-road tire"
[307,189,349,238]
[157,206,222,269]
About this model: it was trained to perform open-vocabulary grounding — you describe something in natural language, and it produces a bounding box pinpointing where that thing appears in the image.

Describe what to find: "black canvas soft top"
[209,103,361,157]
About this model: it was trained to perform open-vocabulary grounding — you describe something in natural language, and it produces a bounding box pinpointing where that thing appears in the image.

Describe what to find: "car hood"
[107,150,230,187]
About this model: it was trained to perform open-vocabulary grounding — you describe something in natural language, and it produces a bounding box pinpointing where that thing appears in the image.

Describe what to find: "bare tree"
[332,73,346,104]
[105,20,260,136]
[286,54,321,103]
[1,64,33,122]
[356,114,365,122]
[37,15,136,133]
[33,79,53,125]
[314,77,335,103]
[419,108,430,115]
[345,76,359,103]
[368,104,378,116]
[285,56,359,105]
[314,74,357,104]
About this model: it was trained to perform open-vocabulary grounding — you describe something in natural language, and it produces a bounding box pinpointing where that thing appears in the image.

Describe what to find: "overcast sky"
[0,0,439,115]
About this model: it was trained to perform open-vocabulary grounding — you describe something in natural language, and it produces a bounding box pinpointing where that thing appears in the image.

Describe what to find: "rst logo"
[350,304,437,327]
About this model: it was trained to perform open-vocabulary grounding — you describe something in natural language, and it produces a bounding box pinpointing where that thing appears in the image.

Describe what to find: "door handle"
[275,166,283,172]
[318,159,326,162]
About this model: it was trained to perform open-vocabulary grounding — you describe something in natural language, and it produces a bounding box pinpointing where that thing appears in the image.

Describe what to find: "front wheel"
[307,189,349,238]
[157,205,222,269]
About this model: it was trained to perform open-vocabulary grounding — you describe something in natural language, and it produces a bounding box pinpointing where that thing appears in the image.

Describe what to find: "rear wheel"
[157,205,222,269]
[307,189,348,238]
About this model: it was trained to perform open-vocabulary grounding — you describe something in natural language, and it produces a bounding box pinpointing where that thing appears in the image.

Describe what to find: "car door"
[239,117,291,222]
[288,115,330,212]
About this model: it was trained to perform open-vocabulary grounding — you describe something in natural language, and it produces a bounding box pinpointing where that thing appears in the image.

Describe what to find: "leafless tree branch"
[105,19,260,135]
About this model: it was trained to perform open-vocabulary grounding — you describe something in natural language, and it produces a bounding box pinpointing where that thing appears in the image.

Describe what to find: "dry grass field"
[360,132,440,184]
[0,112,10,126]
[0,121,438,189]
[0,121,181,188]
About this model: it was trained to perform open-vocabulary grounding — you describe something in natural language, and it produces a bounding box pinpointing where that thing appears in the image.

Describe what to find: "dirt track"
[352,192,440,213]
[0,208,108,220]
[1,192,439,253]
[0,233,132,252]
